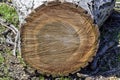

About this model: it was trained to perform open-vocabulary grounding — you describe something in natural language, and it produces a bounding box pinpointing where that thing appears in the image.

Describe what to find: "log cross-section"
[21,2,99,76]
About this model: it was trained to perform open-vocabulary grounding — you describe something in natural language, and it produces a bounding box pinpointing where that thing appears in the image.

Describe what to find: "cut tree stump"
[21,2,99,76]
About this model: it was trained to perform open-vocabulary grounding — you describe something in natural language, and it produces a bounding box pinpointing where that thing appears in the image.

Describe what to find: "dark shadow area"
[79,10,120,78]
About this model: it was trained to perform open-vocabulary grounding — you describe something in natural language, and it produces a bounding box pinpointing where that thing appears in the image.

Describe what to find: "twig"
[0,18,18,34]
[13,31,19,56]
[18,31,21,56]
[0,17,19,56]
[5,35,14,46]
[1,29,11,38]
[1,29,14,46]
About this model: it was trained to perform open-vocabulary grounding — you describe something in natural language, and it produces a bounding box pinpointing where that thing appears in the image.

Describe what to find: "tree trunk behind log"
[12,0,116,26]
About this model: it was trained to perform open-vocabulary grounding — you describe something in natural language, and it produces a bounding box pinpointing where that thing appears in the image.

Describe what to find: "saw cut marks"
[21,2,100,76]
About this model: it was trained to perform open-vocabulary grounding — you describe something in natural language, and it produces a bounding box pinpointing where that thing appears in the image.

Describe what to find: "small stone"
[77,73,88,78]
[77,73,82,77]
[32,77,39,80]
[85,77,93,80]
[109,76,117,80]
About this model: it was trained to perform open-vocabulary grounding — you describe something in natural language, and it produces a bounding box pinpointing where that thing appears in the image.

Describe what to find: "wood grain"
[21,2,100,76]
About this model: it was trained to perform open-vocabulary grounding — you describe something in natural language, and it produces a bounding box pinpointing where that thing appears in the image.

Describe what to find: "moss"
[117,0,120,1]
[0,3,19,27]
[39,76,45,80]
[0,53,4,64]
[0,77,13,80]
[0,25,6,33]
[59,77,71,80]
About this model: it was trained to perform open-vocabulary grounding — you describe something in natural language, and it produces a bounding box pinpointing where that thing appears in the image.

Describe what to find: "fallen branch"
[0,17,19,56]
[13,32,19,56]
[0,18,18,34]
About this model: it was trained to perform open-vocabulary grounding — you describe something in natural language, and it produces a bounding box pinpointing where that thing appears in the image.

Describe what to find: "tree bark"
[12,0,116,26]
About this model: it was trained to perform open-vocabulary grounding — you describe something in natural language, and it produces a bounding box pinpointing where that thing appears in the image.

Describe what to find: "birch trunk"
[12,0,116,26]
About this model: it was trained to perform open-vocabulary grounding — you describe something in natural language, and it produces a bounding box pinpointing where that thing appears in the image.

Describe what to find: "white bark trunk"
[12,0,116,26]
